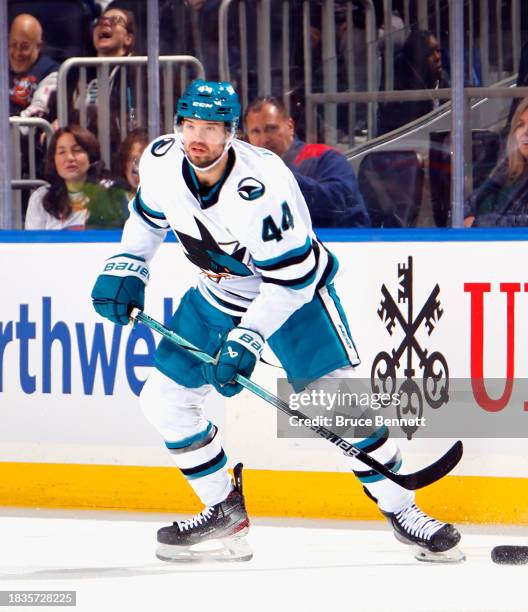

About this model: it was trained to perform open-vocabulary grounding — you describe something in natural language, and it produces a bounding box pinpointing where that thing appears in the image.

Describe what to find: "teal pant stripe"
[165,422,213,450]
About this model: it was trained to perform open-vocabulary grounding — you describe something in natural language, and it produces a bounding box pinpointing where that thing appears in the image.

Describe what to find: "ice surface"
[0,509,524,612]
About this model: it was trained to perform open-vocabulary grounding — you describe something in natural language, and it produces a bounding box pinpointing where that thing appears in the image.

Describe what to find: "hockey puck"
[491,545,528,565]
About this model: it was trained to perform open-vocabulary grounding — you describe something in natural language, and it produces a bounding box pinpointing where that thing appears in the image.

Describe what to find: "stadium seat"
[8,0,94,63]
[429,129,501,227]
[357,150,425,227]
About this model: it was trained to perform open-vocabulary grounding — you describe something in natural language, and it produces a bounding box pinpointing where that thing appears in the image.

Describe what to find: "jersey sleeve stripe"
[254,241,315,272]
[258,240,319,283]
[261,260,318,289]
[258,250,316,282]
[316,248,339,289]
[133,195,170,230]
[204,286,248,313]
[136,189,167,219]
[252,236,312,269]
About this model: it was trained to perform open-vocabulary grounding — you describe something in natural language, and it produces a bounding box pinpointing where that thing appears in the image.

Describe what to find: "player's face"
[181,118,229,168]
[245,104,294,157]
[515,108,528,160]
[54,133,90,185]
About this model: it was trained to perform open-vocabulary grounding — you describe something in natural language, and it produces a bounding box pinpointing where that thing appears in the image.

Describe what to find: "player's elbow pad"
[91,253,150,325]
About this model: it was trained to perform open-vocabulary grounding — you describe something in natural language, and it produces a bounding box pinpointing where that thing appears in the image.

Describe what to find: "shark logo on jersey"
[237,177,265,201]
[176,217,252,278]
[151,137,175,157]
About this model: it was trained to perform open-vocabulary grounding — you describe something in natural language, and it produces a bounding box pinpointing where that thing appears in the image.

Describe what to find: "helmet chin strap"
[177,127,236,174]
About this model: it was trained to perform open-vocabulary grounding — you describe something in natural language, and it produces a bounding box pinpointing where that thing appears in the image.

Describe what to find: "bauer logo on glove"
[91,253,149,326]
[103,259,150,280]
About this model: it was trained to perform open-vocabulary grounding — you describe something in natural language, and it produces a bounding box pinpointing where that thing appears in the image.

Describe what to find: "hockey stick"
[130,308,463,491]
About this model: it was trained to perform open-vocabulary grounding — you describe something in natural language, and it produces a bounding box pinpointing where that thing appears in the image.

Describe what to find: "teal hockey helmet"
[176,80,241,130]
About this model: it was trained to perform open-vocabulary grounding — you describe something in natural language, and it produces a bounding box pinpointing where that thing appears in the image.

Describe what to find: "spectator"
[25,125,127,230]
[8,13,58,121]
[245,96,370,227]
[50,5,138,153]
[465,98,528,228]
[90,5,135,59]
[116,128,149,200]
[377,29,450,137]
[76,6,136,119]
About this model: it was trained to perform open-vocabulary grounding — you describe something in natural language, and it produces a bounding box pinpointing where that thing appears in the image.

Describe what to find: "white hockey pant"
[140,368,232,507]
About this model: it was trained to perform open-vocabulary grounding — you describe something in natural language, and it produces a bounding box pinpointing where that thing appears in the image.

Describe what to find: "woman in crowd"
[465,97,528,227]
[25,125,127,230]
[116,127,149,200]
[45,4,138,163]
[78,5,136,122]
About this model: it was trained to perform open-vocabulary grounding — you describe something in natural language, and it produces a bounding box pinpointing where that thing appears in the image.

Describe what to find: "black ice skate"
[383,502,465,563]
[156,463,252,562]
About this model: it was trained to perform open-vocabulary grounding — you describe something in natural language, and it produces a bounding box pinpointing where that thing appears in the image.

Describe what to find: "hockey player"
[91,80,463,563]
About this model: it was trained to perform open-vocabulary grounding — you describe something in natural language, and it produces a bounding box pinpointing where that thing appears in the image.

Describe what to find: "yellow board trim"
[0,462,526,524]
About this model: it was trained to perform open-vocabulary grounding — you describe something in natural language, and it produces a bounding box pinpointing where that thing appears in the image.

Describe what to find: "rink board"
[1,229,528,522]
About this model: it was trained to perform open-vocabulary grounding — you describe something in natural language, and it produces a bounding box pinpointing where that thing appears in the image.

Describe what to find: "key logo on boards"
[237,177,265,201]
[371,256,449,440]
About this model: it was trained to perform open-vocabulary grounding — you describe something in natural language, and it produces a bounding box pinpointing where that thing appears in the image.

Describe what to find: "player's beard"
[189,153,223,169]
[186,142,225,169]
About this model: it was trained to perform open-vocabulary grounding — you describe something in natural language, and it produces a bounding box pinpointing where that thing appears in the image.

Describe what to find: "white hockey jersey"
[120,135,338,339]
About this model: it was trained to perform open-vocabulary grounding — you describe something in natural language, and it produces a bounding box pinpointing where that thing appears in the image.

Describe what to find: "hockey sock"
[165,421,233,507]
[346,426,414,513]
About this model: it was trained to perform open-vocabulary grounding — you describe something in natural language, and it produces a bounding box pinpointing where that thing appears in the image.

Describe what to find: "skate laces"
[176,507,215,532]
[395,504,444,541]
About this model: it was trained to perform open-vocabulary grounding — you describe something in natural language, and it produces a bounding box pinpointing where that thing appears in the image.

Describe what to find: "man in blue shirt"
[245,96,370,228]
[8,13,58,120]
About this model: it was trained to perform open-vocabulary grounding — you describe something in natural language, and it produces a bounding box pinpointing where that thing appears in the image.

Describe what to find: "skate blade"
[413,545,466,564]
[156,535,253,563]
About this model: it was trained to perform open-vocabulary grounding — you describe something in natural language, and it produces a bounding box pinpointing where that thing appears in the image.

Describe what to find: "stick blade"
[396,440,463,490]
[491,545,528,565]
